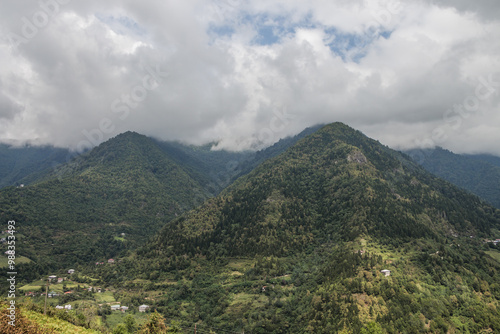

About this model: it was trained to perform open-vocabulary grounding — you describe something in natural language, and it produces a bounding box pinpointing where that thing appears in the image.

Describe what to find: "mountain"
[153,124,325,195]
[128,123,500,333]
[405,147,500,208]
[0,131,212,272]
[465,153,500,168]
[154,124,499,258]
[153,140,255,195]
[0,144,70,188]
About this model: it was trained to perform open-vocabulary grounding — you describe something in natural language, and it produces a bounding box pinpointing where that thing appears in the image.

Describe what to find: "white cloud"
[0,0,499,155]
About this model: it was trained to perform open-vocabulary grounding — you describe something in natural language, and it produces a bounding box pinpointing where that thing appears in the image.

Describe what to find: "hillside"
[406,147,500,208]
[123,122,500,333]
[154,123,500,258]
[0,132,211,274]
[0,144,69,189]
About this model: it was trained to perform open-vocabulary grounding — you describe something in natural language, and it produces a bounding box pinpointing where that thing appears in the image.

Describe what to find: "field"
[486,250,500,263]
[0,255,31,267]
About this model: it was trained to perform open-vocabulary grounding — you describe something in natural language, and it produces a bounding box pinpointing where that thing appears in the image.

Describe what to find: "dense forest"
[406,147,500,209]
[2,123,500,333]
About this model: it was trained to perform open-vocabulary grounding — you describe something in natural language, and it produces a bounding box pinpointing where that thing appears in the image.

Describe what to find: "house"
[55,305,64,309]
[68,269,75,274]
[64,305,72,310]
[121,306,129,312]
[139,305,150,312]
[108,259,115,264]
[381,269,391,277]
[48,291,58,298]
[57,277,64,283]
[111,305,121,311]
[48,275,57,282]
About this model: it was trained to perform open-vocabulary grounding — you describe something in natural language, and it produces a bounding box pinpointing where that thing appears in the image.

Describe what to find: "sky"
[0,0,499,155]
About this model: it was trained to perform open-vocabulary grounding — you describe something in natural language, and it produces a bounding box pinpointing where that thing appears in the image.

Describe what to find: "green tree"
[113,323,128,334]
[125,314,137,333]
[360,322,384,334]
[139,311,167,334]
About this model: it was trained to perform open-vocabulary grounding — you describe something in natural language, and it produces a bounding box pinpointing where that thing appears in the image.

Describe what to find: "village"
[15,260,152,328]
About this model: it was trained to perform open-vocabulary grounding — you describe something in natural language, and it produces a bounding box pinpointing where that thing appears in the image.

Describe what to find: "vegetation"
[0,144,69,189]
[406,147,500,208]
[2,123,500,333]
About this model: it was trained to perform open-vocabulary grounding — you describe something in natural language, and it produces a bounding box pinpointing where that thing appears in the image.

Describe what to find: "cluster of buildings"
[485,238,500,246]
[108,304,149,313]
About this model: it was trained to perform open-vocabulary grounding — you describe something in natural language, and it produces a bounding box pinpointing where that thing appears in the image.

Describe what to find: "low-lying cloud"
[0,0,499,155]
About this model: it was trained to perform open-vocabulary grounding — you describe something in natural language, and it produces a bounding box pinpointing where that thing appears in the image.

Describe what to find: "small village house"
[381,269,391,277]
[139,304,150,312]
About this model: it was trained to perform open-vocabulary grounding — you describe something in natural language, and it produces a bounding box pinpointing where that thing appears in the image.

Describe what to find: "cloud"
[0,0,499,155]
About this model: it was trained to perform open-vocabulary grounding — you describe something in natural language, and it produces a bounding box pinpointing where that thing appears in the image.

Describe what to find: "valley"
[2,123,500,333]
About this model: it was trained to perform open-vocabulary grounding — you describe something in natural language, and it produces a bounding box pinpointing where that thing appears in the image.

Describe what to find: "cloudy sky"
[0,0,499,155]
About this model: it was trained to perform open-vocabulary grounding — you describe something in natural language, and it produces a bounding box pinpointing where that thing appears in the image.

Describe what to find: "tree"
[113,323,128,334]
[139,311,167,334]
[124,314,137,333]
[360,322,384,334]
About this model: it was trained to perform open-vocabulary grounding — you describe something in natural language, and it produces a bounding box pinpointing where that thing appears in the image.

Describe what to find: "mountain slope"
[131,122,500,333]
[406,147,500,208]
[153,123,500,258]
[0,144,69,188]
[0,132,211,270]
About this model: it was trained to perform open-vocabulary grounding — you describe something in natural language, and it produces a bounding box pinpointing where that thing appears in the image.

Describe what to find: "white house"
[68,269,75,274]
[139,304,150,312]
[111,305,121,311]
[64,305,72,310]
[48,275,57,282]
[121,306,129,312]
[381,269,391,277]
[55,305,64,309]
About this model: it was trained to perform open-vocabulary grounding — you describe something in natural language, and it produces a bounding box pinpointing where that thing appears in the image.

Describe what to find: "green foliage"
[124,314,137,333]
[6,123,500,333]
[0,143,69,189]
[0,132,213,276]
[407,147,500,208]
[139,311,168,334]
[360,322,384,334]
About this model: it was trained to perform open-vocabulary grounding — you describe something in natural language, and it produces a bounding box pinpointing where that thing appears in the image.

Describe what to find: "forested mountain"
[0,131,212,271]
[0,126,326,274]
[465,153,500,168]
[0,144,70,188]
[405,147,500,208]
[129,123,500,333]
[152,124,325,194]
[153,124,499,258]
[3,124,500,333]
